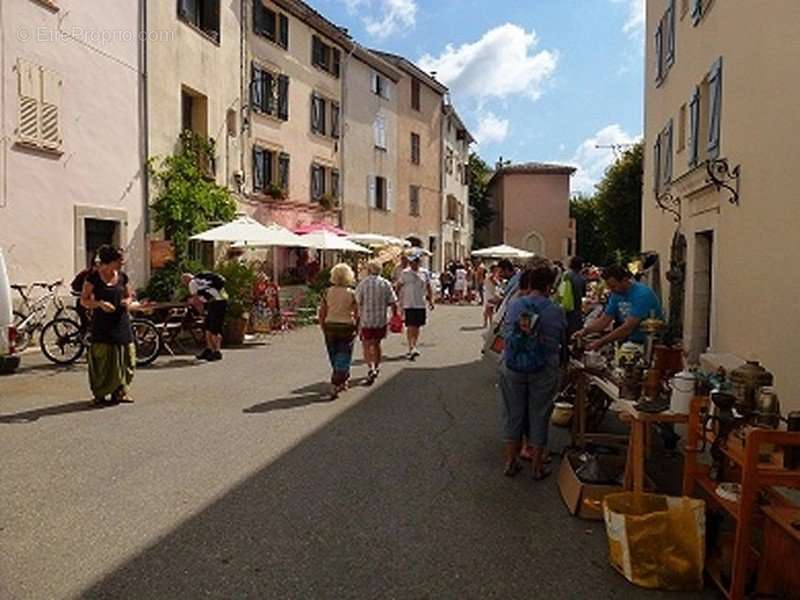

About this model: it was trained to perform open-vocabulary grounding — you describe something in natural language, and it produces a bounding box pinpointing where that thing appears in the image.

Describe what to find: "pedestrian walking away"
[319,263,359,398]
[182,271,228,361]
[499,264,566,480]
[80,245,136,405]
[355,260,398,384]
[396,250,434,360]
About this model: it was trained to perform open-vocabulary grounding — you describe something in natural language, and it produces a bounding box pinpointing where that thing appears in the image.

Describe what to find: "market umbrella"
[300,230,371,253]
[471,244,534,259]
[292,223,349,236]
[346,233,410,248]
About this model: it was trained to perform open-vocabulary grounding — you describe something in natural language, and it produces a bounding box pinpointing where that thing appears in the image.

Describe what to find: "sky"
[318,0,645,195]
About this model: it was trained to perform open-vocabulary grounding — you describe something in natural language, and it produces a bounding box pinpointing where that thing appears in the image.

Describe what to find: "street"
[2,305,697,599]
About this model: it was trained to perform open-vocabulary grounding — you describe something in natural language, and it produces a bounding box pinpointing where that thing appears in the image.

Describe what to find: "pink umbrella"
[292,222,348,236]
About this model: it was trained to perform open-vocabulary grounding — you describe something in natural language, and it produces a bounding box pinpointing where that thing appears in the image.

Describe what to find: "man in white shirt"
[396,250,434,360]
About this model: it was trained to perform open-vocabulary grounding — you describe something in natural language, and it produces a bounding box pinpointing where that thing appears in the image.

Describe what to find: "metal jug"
[729,361,773,414]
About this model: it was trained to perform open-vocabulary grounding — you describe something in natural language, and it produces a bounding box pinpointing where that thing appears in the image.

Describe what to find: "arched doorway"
[524,231,545,256]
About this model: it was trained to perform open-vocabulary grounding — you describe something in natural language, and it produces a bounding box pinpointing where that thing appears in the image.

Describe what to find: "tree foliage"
[572,142,643,265]
[468,152,495,246]
[149,131,237,261]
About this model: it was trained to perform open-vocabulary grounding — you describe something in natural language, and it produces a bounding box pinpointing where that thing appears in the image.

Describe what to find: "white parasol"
[471,244,534,259]
[300,230,371,253]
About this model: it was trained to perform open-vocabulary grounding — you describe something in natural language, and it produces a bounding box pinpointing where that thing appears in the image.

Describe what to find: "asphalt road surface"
[0,305,711,599]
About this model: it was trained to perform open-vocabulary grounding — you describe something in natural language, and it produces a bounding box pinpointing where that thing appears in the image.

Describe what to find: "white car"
[0,249,21,373]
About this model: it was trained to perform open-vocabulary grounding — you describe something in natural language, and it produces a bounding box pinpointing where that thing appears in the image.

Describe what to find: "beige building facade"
[643,0,800,410]
[0,0,147,286]
[340,48,401,236]
[374,51,446,270]
[441,105,473,264]
[486,164,575,261]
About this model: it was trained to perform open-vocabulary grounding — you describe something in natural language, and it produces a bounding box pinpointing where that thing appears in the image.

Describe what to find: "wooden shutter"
[311,94,319,133]
[40,68,61,150]
[178,0,192,19]
[664,120,673,184]
[311,164,319,200]
[253,146,265,191]
[331,102,340,138]
[653,136,661,193]
[278,152,290,190]
[205,0,221,41]
[373,116,381,147]
[654,22,663,83]
[251,64,263,111]
[666,0,676,67]
[312,36,322,68]
[691,0,702,25]
[411,78,420,110]
[332,48,341,78]
[707,57,723,159]
[331,169,340,201]
[277,75,289,121]
[368,175,376,208]
[264,71,275,115]
[371,73,379,94]
[383,80,391,101]
[688,86,700,167]
[386,180,394,212]
[278,14,289,49]
[17,60,40,146]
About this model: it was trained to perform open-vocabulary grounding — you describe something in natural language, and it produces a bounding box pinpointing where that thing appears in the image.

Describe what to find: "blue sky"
[318,0,645,194]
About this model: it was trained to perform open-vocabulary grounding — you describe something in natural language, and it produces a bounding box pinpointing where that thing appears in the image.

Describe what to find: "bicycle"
[39,308,161,367]
[130,304,206,366]
[11,280,75,352]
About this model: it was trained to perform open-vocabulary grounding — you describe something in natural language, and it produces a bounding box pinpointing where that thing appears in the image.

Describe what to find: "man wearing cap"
[396,250,434,360]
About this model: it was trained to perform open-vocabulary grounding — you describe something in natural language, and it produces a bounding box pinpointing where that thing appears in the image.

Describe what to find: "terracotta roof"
[496,162,577,176]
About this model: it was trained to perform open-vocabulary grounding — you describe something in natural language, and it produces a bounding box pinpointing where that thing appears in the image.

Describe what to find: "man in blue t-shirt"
[575,264,663,351]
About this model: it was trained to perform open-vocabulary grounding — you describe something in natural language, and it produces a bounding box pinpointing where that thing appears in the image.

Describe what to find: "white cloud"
[568,124,641,195]
[363,0,417,39]
[474,112,509,146]
[418,24,558,101]
[612,0,645,36]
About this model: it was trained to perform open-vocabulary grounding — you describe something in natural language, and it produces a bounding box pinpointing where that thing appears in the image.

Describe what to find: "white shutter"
[368,175,377,208]
[17,60,40,145]
[386,180,394,212]
[373,117,381,147]
[371,73,379,94]
[383,81,392,101]
[40,68,61,150]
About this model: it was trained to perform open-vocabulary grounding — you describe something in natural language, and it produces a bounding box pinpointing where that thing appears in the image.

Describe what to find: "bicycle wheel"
[132,318,161,366]
[40,318,85,365]
[13,311,32,352]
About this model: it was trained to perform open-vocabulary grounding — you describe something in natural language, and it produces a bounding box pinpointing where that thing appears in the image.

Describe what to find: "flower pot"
[222,317,247,347]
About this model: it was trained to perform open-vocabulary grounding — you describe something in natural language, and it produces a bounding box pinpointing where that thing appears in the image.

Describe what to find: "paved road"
[1,306,706,599]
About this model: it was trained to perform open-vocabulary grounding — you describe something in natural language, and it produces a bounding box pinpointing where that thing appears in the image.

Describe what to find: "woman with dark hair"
[499,263,566,479]
[80,245,136,404]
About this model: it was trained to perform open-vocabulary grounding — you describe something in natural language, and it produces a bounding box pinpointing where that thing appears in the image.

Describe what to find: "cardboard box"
[558,451,629,520]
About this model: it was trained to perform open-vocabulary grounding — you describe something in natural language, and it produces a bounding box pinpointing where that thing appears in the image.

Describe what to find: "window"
[278,152,290,190]
[371,72,391,100]
[251,65,289,121]
[691,0,709,26]
[252,146,274,192]
[445,148,454,174]
[331,102,340,139]
[310,93,326,135]
[411,78,420,111]
[653,136,662,193]
[410,132,420,164]
[178,0,220,42]
[311,163,325,201]
[253,0,288,49]
[331,169,340,200]
[276,74,289,120]
[16,59,62,152]
[181,87,208,138]
[373,114,387,150]
[661,119,673,186]
[311,35,340,78]
[368,176,392,211]
[654,1,675,85]
[677,103,687,153]
[447,195,458,221]
[707,57,722,159]
[409,185,420,216]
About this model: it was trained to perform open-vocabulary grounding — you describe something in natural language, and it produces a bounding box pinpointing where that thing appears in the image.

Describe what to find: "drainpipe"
[141,0,151,278]
[239,0,246,203]
[339,41,357,230]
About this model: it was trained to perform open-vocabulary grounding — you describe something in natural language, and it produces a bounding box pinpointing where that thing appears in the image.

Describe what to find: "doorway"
[690,231,714,360]
[84,218,119,268]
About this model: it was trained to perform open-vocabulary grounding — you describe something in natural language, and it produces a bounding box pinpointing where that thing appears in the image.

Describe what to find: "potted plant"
[319,193,337,211]
[266,183,287,200]
[216,260,257,346]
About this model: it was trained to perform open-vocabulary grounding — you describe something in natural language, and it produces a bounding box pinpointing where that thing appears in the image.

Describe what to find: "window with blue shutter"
[253,0,276,41]
[278,152,290,191]
[691,0,702,25]
[664,120,674,185]
[654,22,664,84]
[707,57,723,159]
[688,86,700,167]
[666,0,676,68]
[311,164,325,201]
[253,146,265,191]
[251,64,274,115]
[311,94,326,134]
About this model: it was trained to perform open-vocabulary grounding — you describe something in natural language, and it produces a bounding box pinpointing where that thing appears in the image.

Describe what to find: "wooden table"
[571,362,689,493]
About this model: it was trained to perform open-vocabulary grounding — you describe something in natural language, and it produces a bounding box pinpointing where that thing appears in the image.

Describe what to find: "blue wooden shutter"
[666,0,676,68]
[654,22,664,84]
[253,146,265,191]
[278,152,290,191]
[707,57,723,159]
[278,14,289,49]
[653,136,662,193]
[691,0,702,25]
[277,75,289,121]
[331,102,340,138]
[689,86,700,168]
[264,72,275,115]
[665,120,674,184]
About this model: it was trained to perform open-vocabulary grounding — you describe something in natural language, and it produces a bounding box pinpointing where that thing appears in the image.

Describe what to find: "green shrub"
[139,259,203,302]
[216,260,257,321]
[308,267,332,296]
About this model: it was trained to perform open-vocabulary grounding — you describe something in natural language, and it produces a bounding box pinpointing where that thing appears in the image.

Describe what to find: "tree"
[467,152,495,247]
[593,142,643,262]
[570,194,607,265]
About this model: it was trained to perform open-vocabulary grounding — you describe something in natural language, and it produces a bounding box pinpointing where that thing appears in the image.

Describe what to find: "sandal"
[503,460,522,478]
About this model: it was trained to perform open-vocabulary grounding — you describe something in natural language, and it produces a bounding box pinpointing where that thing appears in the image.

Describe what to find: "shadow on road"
[76,355,691,600]
[0,399,115,424]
